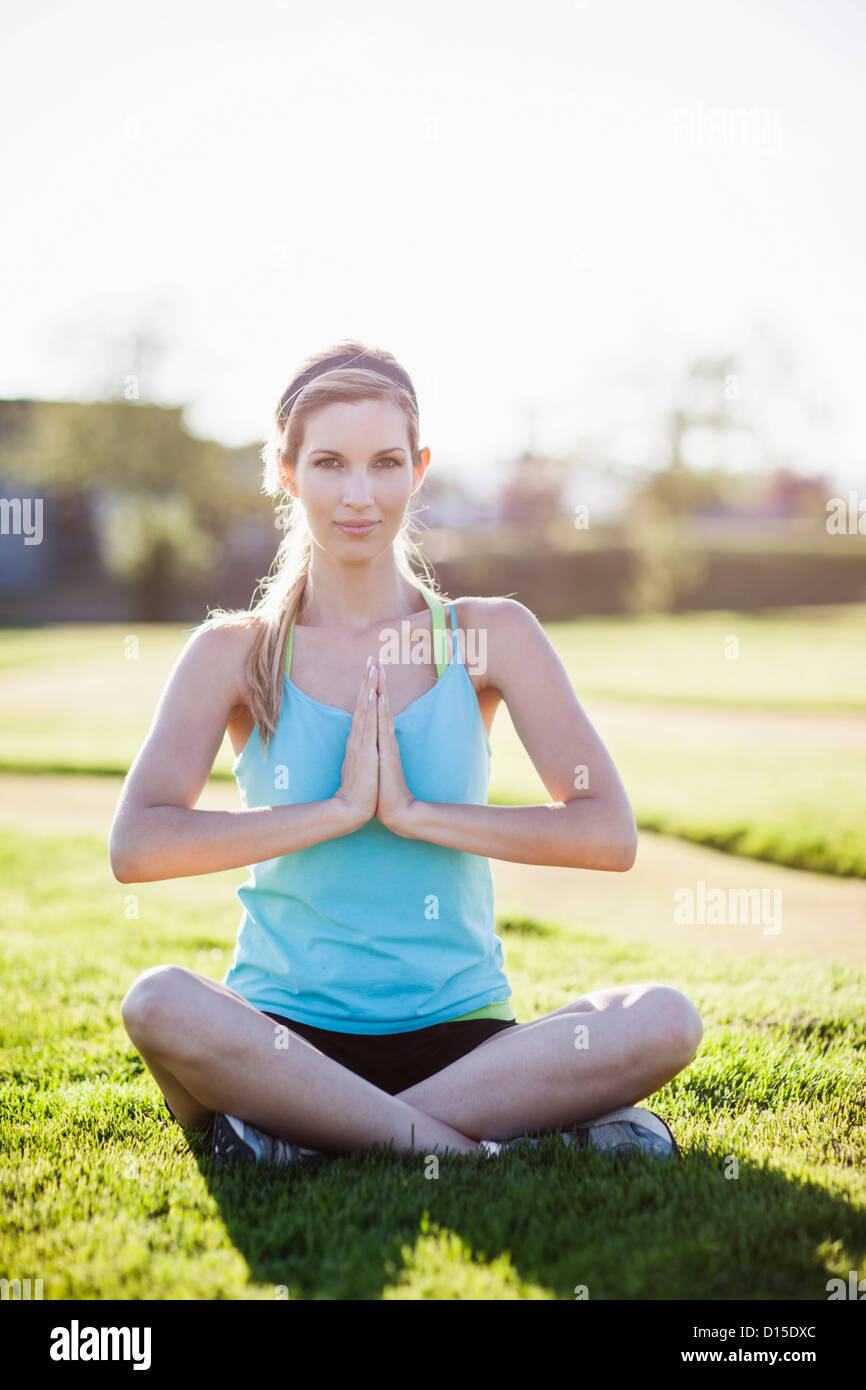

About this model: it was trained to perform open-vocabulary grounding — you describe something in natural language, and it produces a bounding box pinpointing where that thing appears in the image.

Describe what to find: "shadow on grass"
[178,1121,866,1301]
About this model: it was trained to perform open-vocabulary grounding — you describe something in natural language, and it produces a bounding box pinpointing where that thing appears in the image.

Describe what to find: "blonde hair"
[197,339,446,758]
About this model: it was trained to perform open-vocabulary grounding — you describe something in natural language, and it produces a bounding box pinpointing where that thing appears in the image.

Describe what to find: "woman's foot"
[479,1106,681,1160]
[211,1112,332,1168]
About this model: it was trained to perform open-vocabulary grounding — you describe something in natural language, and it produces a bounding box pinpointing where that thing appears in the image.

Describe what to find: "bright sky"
[1,0,864,496]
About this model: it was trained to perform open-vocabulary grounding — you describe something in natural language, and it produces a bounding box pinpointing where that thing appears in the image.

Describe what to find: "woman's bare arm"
[108,625,359,884]
[398,797,635,871]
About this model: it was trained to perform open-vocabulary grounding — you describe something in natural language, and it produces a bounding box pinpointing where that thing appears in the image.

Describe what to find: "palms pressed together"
[335,656,417,836]
[376,662,419,832]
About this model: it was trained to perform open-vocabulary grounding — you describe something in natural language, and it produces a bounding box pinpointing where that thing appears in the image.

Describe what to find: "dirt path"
[581,697,866,749]
[2,772,863,966]
[492,837,866,966]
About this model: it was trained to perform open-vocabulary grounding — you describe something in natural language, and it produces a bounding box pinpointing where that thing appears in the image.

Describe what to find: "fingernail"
[366,654,372,668]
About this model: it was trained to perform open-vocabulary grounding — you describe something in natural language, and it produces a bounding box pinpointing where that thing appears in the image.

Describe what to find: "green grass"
[543,604,866,713]
[1,827,864,1300]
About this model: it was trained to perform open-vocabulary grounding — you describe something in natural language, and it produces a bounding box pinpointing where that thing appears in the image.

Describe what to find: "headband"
[280,352,417,421]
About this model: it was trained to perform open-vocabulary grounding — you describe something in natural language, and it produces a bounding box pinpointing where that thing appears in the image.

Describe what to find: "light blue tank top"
[221,593,513,1034]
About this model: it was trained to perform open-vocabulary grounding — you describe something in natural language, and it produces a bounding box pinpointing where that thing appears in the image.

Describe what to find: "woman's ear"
[412,447,431,494]
[279,454,297,498]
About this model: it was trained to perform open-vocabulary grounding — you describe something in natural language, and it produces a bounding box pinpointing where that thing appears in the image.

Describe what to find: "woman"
[111,339,702,1168]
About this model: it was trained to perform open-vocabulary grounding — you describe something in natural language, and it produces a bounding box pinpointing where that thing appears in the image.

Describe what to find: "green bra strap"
[423,592,448,679]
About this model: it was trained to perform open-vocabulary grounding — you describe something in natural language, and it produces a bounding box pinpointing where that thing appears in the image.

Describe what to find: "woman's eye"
[314,457,401,468]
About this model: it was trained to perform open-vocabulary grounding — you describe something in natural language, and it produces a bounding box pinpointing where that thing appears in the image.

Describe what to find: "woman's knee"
[639,982,703,1068]
[121,964,198,1051]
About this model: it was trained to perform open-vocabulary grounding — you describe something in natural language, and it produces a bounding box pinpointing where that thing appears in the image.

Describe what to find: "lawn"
[1,605,864,1300]
[0,824,863,1300]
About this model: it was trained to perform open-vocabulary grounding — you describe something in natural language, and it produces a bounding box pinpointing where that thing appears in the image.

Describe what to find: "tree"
[2,396,259,619]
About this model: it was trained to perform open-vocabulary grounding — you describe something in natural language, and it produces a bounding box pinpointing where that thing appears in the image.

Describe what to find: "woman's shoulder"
[191,611,263,658]
[448,596,539,688]
[451,594,536,631]
[186,612,264,709]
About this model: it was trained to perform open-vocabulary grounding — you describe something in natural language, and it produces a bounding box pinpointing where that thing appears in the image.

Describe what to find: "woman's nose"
[343,476,374,505]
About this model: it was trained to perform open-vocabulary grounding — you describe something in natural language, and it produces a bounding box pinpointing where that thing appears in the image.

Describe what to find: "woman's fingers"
[353,657,376,738]
[365,659,379,742]
[335,658,382,824]
[351,658,370,729]
[378,660,394,737]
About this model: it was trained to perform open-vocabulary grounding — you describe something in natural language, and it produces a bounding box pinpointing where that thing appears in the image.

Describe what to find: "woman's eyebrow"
[307,447,407,459]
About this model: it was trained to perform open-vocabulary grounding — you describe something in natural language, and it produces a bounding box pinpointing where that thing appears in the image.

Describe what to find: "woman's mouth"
[334,520,380,537]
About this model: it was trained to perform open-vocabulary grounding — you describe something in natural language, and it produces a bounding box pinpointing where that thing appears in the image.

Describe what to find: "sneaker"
[481,1107,680,1161]
[211,1112,331,1169]
[478,1139,505,1157]
[563,1106,681,1159]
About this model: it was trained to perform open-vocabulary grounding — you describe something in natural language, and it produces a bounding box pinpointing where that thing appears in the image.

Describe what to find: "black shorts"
[163,1012,519,1126]
[263,1012,519,1095]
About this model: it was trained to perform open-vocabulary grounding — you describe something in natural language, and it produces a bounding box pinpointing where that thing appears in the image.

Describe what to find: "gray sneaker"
[480,1107,680,1161]
[211,1112,332,1169]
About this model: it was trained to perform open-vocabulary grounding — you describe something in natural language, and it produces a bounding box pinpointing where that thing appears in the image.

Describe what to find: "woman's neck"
[298,560,423,631]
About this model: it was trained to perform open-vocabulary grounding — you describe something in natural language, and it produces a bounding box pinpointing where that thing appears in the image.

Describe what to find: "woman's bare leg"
[394,983,703,1142]
[121,965,481,1155]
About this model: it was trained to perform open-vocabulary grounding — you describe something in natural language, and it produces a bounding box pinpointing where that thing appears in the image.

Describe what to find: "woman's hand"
[375,660,418,836]
[333,658,380,829]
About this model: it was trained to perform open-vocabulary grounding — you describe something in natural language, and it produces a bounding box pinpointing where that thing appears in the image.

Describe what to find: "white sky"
[1,0,864,495]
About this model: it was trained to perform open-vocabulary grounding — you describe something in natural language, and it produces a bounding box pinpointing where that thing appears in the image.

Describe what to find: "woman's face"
[283,399,429,557]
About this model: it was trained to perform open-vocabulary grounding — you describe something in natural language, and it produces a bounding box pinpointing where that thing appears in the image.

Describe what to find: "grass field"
[1,605,864,1300]
[0,824,863,1300]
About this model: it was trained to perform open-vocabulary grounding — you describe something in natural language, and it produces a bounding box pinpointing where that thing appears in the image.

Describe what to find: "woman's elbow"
[598,815,638,871]
[109,831,138,883]
[611,832,638,871]
[109,849,132,883]
[564,799,638,871]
